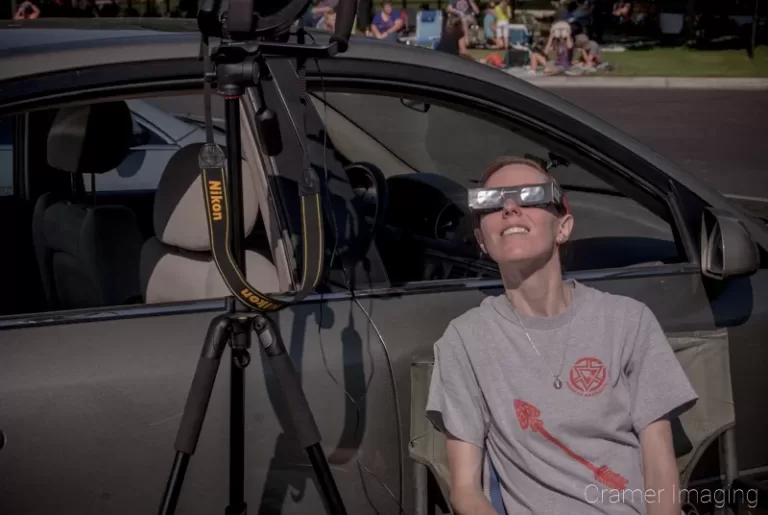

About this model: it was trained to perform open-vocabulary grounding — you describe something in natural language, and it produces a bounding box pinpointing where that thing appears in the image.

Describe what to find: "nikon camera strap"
[198,37,325,313]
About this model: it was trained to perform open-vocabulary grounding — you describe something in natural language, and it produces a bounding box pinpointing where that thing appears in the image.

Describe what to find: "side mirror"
[700,207,760,280]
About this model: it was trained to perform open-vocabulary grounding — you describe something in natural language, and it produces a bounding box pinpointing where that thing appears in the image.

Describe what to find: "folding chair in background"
[411,9,443,49]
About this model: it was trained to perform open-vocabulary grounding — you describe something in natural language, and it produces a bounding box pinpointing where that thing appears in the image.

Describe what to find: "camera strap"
[197,37,325,312]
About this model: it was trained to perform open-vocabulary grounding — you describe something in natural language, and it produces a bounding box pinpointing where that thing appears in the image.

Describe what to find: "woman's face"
[474,164,573,266]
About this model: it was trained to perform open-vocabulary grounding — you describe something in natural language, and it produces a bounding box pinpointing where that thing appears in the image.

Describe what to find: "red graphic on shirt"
[514,399,628,490]
[567,357,608,397]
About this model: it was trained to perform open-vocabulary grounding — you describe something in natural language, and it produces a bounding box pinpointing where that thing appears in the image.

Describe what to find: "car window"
[131,116,167,147]
[312,91,685,286]
[0,116,14,197]
[1,92,250,320]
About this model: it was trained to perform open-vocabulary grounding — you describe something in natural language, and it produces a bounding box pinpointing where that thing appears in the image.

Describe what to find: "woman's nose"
[502,199,522,216]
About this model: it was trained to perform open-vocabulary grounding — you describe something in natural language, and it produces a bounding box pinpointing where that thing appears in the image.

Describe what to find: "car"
[0,18,767,515]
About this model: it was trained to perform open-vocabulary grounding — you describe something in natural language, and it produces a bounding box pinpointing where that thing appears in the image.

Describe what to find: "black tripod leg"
[159,314,233,515]
[253,315,348,515]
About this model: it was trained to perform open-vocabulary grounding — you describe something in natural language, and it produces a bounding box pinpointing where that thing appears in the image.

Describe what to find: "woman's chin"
[493,246,554,268]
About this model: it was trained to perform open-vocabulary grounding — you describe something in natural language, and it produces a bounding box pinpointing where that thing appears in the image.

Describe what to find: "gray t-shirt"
[426,280,698,514]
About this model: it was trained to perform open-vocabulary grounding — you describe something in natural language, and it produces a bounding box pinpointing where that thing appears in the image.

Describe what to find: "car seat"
[139,143,279,303]
[32,101,145,310]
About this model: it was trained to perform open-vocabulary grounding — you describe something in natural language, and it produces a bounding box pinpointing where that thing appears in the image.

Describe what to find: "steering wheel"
[343,162,389,260]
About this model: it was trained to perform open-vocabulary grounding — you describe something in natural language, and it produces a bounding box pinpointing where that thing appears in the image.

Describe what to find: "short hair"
[575,33,589,47]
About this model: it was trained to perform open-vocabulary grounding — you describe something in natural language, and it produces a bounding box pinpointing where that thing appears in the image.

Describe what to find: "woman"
[426,156,698,514]
[436,16,473,59]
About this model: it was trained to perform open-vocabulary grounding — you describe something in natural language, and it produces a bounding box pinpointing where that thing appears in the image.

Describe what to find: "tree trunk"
[685,0,697,40]
[748,0,759,59]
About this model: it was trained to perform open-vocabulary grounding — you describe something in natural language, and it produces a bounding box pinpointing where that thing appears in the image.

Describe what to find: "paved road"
[548,88,768,200]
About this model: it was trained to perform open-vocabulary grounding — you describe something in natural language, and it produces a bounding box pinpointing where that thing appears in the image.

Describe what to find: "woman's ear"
[556,213,574,244]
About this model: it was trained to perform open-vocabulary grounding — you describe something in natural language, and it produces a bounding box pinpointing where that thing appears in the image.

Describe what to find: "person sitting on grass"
[370,0,404,41]
[528,36,549,72]
[573,33,602,68]
[529,22,573,74]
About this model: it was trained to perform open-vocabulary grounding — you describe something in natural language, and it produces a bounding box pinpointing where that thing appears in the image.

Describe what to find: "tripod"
[157,39,347,515]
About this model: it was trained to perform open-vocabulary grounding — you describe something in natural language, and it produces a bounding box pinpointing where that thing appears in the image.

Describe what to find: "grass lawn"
[468,45,768,77]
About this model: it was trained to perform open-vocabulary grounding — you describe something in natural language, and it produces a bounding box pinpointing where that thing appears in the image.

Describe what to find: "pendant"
[554,378,563,389]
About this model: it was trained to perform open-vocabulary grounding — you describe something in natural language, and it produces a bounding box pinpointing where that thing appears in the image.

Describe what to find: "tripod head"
[193,0,356,316]
[197,0,357,52]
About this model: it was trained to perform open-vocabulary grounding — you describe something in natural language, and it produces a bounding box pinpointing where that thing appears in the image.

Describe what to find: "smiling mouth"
[501,226,530,236]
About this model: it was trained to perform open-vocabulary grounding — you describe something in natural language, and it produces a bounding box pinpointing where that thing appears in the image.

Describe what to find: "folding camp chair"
[410,9,443,50]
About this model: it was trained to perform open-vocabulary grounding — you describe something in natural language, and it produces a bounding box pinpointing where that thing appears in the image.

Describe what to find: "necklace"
[509,287,573,390]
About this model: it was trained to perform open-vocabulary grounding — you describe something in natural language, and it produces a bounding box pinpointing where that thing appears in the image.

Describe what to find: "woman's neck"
[500,253,571,318]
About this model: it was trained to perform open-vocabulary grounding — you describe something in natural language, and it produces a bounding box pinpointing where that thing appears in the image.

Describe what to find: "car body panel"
[0,300,401,515]
[0,20,766,515]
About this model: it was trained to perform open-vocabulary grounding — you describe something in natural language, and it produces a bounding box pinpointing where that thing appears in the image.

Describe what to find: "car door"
[301,62,768,512]
[0,66,394,515]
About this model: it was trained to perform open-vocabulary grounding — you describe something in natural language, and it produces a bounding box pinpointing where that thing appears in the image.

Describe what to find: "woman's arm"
[370,16,384,38]
[458,36,473,58]
[386,17,404,36]
[544,33,554,54]
[446,436,497,515]
[640,418,681,515]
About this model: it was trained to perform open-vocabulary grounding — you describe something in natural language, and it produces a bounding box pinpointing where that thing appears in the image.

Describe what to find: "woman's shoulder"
[575,281,653,321]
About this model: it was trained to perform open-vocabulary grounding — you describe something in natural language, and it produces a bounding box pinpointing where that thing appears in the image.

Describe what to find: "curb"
[517,76,768,90]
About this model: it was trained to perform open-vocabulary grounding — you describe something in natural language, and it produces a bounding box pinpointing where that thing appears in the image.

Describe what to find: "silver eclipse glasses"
[467,182,564,212]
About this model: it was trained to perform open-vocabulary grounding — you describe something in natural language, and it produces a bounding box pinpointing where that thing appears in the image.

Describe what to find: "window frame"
[304,79,700,291]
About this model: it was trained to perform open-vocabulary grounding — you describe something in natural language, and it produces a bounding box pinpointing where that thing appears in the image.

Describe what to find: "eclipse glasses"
[468,182,565,213]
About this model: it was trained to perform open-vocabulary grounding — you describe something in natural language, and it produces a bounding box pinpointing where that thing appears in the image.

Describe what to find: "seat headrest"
[47,101,133,175]
[154,143,258,252]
